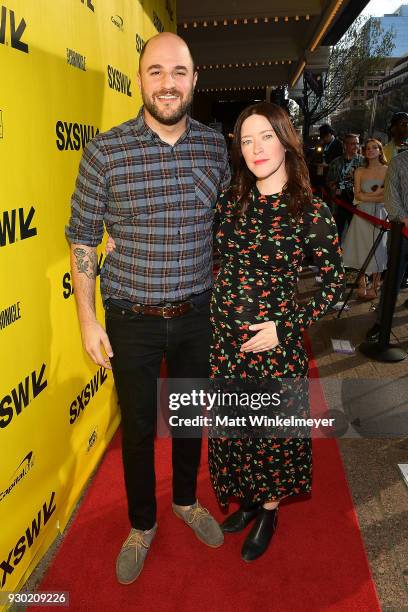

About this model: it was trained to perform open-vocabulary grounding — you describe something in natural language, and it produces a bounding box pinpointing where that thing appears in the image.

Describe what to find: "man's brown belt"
[130,301,193,318]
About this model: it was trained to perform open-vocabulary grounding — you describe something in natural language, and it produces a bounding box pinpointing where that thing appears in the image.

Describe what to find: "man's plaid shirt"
[65,108,231,304]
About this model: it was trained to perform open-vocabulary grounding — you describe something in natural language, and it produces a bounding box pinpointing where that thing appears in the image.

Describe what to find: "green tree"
[332,108,369,136]
[293,16,395,137]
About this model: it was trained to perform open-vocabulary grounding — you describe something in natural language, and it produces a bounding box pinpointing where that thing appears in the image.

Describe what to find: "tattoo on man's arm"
[73,248,97,279]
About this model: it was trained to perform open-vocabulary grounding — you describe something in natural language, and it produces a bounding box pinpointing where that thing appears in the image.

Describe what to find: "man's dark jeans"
[105,294,211,530]
[334,192,354,243]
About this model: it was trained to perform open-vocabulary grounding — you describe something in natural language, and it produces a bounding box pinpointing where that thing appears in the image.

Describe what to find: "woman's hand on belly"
[241,321,279,353]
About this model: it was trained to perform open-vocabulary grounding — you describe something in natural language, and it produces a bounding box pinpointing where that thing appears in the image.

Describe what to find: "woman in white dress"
[342,139,388,300]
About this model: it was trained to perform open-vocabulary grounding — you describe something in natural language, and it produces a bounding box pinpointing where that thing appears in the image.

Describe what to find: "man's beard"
[142,88,194,126]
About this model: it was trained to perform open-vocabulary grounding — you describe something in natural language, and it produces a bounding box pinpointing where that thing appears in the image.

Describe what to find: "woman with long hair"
[209,102,344,561]
[342,139,388,300]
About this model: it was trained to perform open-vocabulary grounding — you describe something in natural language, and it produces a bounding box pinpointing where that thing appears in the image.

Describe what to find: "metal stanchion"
[359,221,407,362]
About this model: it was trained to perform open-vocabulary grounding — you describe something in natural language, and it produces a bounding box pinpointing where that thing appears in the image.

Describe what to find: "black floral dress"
[208,185,344,508]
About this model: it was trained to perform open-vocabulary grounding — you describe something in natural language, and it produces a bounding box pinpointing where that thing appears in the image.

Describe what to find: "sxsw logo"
[0,207,37,247]
[136,33,146,55]
[69,367,108,425]
[56,121,99,151]
[111,15,123,31]
[153,11,164,33]
[0,364,48,430]
[107,65,132,97]
[0,492,56,587]
[0,451,34,503]
[80,0,94,12]
[0,6,28,53]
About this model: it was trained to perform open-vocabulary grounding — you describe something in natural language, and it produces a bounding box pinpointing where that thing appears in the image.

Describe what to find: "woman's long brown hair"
[362,138,387,167]
[231,102,313,219]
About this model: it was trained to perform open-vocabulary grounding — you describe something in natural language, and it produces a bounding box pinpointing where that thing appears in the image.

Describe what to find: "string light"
[178,14,315,29]
[193,61,294,71]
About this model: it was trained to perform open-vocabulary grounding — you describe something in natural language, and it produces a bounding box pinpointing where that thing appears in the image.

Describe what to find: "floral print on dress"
[208,185,344,507]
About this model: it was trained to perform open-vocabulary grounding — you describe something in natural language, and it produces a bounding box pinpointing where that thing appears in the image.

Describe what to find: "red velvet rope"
[332,195,391,230]
[317,188,408,238]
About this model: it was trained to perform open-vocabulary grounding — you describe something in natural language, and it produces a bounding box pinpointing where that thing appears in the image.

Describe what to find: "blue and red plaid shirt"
[66,107,230,304]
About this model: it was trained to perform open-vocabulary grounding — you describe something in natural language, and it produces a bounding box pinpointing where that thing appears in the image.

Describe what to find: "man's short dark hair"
[319,123,335,137]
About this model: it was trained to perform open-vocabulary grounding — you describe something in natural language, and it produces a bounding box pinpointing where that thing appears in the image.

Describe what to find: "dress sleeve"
[276,199,345,342]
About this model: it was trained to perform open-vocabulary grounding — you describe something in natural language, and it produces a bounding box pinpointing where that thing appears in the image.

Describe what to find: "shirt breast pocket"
[192,166,220,208]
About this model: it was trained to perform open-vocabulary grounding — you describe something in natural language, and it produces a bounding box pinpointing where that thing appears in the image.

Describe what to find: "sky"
[361,0,405,17]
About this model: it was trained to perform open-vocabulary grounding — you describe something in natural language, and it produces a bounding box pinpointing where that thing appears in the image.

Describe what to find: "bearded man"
[66,32,230,584]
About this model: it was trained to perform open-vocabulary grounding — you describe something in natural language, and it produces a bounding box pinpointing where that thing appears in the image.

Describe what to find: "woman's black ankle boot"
[221,503,260,534]
[241,507,278,561]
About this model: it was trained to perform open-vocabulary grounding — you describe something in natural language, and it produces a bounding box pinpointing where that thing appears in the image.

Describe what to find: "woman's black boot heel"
[241,507,278,561]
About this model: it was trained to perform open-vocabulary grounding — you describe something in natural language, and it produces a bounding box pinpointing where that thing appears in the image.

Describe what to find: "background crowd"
[306,111,408,340]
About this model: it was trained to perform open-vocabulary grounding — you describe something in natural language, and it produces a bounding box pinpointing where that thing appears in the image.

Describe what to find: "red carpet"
[30,341,380,612]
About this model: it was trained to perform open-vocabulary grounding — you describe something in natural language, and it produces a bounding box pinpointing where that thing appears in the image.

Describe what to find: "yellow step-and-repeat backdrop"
[0,0,176,602]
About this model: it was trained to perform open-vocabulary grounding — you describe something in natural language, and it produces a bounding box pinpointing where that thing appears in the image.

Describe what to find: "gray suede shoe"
[116,524,157,584]
[172,501,224,548]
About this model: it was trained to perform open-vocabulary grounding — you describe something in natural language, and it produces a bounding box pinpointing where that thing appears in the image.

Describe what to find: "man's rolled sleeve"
[65,139,107,246]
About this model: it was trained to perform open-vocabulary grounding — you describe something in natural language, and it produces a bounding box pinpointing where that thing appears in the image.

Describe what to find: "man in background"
[366,149,408,341]
[326,133,364,241]
[383,112,408,162]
